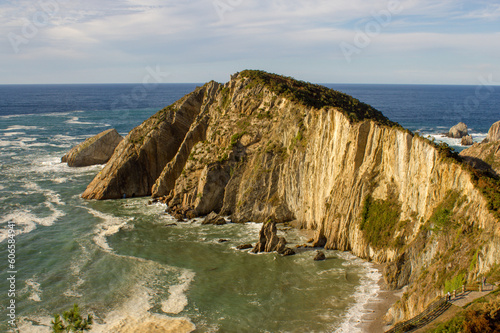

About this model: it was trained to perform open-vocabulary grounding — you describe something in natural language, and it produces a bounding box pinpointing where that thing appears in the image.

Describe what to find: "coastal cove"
[1,75,499,332]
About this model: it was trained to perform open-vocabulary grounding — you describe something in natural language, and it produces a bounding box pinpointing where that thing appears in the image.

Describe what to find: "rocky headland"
[81,70,500,325]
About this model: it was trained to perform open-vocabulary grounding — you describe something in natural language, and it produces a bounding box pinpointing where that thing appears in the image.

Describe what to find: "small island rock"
[251,220,295,255]
[62,128,123,167]
[448,122,468,138]
[461,135,473,146]
[314,251,326,261]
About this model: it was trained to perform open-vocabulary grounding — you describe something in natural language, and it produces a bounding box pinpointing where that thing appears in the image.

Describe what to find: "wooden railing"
[385,296,450,333]
[385,283,493,333]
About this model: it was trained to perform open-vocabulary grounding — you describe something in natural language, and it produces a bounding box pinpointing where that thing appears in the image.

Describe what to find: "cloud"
[0,0,499,84]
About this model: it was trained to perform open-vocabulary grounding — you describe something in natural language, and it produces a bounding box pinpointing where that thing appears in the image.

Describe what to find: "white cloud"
[0,0,499,83]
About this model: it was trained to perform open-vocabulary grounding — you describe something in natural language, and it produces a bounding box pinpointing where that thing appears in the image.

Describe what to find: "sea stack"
[62,128,123,167]
[448,122,468,138]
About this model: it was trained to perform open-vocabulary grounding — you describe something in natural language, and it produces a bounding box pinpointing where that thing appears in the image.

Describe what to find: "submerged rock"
[236,244,253,250]
[62,128,123,167]
[448,122,468,138]
[461,135,473,146]
[202,212,227,225]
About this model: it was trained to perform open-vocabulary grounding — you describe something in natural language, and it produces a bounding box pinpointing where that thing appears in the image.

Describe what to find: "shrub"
[51,304,93,333]
[360,195,401,248]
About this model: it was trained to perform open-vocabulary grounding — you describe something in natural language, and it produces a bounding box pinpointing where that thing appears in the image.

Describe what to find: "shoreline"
[358,264,401,333]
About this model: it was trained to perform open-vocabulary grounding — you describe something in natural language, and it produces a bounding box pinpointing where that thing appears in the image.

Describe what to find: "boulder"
[314,251,326,261]
[62,129,123,167]
[486,120,500,143]
[461,135,473,146]
[448,122,468,138]
[202,212,226,225]
[236,244,253,250]
[251,220,295,255]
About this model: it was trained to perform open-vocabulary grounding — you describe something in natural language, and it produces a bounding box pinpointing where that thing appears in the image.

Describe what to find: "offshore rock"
[313,251,326,261]
[448,122,468,138]
[202,212,227,225]
[461,135,473,146]
[62,128,123,167]
[486,120,500,143]
[251,220,294,255]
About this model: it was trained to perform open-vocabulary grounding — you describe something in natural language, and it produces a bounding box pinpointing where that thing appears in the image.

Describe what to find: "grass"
[360,194,401,249]
[428,191,462,232]
[238,70,399,127]
[444,273,465,293]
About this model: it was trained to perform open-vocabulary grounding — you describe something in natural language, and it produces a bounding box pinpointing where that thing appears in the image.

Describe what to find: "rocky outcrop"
[81,82,220,199]
[62,129,123,167]
[202,212,227,225]
[461,135,473,146]
[486,120,500,143]
[448,122,468,138]
[313,251,326,261]
[251,220,295,255]
[460,141,500,176]
[81,70,500,323]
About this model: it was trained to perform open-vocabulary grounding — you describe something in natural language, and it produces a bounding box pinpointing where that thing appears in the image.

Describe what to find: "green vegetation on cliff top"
[239,70,399,127]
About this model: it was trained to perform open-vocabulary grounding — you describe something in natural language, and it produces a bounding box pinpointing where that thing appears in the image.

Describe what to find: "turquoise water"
[0,109,379,332]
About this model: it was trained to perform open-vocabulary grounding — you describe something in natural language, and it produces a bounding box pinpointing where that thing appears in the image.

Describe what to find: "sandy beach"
[358,264,401,333]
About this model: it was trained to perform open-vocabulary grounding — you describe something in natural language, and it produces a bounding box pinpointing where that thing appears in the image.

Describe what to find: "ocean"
[0,83,498,332]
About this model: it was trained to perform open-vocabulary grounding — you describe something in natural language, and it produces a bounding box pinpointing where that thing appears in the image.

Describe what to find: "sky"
[0,0,499,84]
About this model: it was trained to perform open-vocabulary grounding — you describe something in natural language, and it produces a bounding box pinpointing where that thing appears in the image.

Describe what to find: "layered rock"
[448,122,468,138]
[81,70,500,323]
[202,212,227,225]
[62,128,123,167]
[460,141,500,176]
[81,82,220,199]
[486,120,500,143]
[251,220,295,255]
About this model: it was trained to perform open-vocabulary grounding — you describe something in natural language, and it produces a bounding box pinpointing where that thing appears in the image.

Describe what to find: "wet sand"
[358,264,401,333]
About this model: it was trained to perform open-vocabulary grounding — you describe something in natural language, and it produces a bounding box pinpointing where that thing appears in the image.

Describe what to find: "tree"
[51,304,93,333]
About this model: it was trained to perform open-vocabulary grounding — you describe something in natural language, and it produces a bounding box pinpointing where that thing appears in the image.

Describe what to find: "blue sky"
[1,0,499,84]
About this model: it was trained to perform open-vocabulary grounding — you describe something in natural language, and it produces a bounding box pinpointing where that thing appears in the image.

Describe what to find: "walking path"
[385,283,497,333]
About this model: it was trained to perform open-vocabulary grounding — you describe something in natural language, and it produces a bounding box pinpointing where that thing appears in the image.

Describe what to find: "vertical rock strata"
[82,71,500,323]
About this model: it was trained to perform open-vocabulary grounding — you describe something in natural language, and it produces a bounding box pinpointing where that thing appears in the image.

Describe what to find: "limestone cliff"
[82,70,500,323]
[62,128,123,167]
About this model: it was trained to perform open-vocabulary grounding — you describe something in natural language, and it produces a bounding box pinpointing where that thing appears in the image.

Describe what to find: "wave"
[3,125,41,131]
[334,255,382,333]
[65,116,96,125]
[161,270,196,314]
[24,278,43,302]
[84,207,134,253]
[3,131,25,137]
[0,203,65,242]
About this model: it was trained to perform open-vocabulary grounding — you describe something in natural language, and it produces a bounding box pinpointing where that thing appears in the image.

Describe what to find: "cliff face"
[82,71,500,322]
